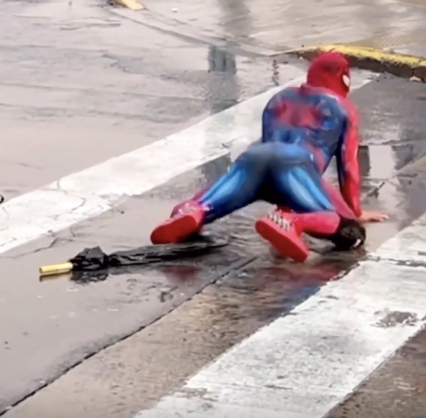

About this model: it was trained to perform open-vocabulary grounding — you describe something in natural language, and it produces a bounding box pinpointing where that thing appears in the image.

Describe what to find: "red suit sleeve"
[336,100,362,218]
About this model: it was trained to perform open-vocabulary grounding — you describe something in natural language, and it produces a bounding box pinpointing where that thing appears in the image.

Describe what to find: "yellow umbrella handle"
[39,262,73,277]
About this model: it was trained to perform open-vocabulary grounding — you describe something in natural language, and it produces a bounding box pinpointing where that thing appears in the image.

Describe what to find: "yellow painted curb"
[112,0,145,11]
[287,44,426,81]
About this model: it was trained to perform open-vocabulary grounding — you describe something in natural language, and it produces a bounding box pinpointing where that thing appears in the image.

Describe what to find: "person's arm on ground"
[336,101,388,223]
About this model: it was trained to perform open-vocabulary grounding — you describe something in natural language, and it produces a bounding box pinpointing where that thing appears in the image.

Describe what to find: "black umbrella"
[39,234,229,278]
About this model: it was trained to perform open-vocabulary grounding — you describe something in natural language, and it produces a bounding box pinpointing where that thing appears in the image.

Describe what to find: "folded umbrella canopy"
[39,234,229,278]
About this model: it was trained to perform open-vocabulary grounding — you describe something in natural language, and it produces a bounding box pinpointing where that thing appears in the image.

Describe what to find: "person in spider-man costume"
[150,52,388,262]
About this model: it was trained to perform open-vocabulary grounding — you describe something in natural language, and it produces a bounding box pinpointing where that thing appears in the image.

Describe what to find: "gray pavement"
[2,1,426,418]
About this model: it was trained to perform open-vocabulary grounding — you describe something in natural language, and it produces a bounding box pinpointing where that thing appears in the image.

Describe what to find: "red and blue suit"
[261,84,361,220]
[150,53,366,262]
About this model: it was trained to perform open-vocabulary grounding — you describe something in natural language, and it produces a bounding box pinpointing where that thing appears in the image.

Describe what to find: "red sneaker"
[255,210,309,262]
[151,202,205,245]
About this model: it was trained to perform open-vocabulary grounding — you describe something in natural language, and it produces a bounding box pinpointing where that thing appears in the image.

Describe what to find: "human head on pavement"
[307,51,351,98]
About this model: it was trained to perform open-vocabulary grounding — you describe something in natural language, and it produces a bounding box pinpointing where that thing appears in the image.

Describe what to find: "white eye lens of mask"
[342,74,351,88]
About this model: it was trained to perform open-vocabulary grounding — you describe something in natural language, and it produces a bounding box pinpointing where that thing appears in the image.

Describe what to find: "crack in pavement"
[367,255,426,268]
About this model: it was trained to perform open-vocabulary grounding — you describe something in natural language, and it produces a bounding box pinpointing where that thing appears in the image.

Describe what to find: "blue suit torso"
[261,86,349,174]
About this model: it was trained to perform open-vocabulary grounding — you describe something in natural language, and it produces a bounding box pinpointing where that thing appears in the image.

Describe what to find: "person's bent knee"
[328,218,366,251]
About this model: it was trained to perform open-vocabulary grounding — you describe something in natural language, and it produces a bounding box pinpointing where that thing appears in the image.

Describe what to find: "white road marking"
[134,213,426,418]
[0,68,373,256]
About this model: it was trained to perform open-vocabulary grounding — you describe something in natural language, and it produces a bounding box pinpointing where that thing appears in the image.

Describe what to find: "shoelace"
[175,201,199,216]
[267,209,292,231]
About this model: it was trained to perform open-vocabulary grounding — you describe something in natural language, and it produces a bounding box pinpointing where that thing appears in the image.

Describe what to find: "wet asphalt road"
[2,0,426,417]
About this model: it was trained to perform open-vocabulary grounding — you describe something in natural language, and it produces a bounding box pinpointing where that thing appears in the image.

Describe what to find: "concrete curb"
[286,44,426,81]
[110,0,145,11]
